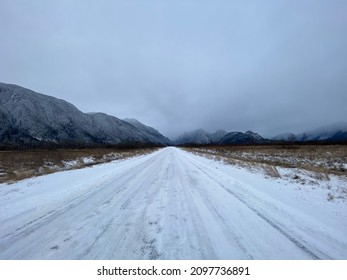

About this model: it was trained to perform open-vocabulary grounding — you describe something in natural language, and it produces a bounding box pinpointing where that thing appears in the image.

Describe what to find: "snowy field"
[0,147,346,259]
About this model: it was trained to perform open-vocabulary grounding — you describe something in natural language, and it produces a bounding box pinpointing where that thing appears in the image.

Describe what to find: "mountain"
[87,113,149,144]
[329,131,347,141]
[209,129,228,143]
[175,129,269,145]
[219,131,269,145]
[272,122,347,142]
[174,129,228,145]
[174,129,211,145]
[297,122,347,141]
[123,118,171,145]
[272,132,297,141]
[0,82,168,148]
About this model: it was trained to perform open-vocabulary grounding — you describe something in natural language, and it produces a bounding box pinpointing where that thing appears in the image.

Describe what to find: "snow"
[194,147,347,175]
[81,157,95,165]
[0,147,346,260]
[62,160,79,168]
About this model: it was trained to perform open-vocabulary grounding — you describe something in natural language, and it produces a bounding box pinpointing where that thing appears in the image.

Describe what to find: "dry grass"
[262,164,281,178]
[0,148,157,183]
[185,145,347,177]
[185,145,347,201]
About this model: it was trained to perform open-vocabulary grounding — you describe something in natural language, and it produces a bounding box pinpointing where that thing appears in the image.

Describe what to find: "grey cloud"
[1,0,346,139]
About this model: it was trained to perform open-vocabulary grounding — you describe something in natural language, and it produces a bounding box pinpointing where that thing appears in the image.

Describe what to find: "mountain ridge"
[0,82,169,148]
[174,129,268,145]
[272,122,347,142]
[123,118,171,145]
[1,82,346,148]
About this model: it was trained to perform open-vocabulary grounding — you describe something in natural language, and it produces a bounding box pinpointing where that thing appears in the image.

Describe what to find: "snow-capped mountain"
[219,131,269,145]
[209,129,228,143]
[87,113,149,144]
[174,129,229,145]
[297,122,347,141]
[272,122,347,142]
[123,118,171,145]
[174,129,211,145]
[174,129,268,145]
[0,82,168,148]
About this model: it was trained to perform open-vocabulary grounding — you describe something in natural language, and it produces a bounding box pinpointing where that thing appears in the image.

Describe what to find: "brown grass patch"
[0,148,157,183]
[184,145,347,202]
[185,145,347,177]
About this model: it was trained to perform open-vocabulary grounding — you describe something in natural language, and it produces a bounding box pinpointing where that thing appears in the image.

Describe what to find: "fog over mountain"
[219,131,269,145]
[124,118,171,145]
[174,129,269,145]
[174,129,211,145]
[1,1,346,138]
[175,123,347,145]
[272,122,347,142]
[1,82,346,148]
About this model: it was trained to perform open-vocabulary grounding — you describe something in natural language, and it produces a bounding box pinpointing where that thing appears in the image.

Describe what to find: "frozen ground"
[189,147,347,202]
[0,147,346,259]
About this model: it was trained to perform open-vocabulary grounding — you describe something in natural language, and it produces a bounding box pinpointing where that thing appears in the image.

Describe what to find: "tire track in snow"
[0,151,165,259]
[174,154,252,259]
[181,151,325,260]
[170,153,217,259]
[1,153,160,241]
[78,150,170,259]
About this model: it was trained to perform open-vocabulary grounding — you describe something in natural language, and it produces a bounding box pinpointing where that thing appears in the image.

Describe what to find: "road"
[0,147,346,259]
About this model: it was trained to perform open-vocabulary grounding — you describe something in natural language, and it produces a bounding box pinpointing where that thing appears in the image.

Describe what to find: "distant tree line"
[0,141,165,151]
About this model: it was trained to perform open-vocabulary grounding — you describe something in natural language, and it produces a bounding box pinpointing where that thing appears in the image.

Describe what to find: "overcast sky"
[1,0,346,139]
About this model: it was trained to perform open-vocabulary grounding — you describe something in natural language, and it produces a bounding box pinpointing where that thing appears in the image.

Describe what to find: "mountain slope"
[88,113,148,144]
[0,82,165,148]
[174,129,227,145]
[219,131,269,145]
[124,118,171,145]
[174,129,211,145]
[209,129,228,143]
[297,122,347,141]
[0,83,96,146]
[175,129,268,145]
[272,122,347,142]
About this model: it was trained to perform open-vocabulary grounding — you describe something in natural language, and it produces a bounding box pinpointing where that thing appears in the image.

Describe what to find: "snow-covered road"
[1,147,346,259]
